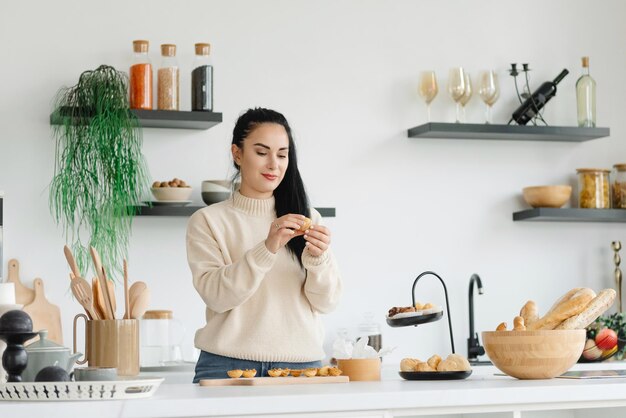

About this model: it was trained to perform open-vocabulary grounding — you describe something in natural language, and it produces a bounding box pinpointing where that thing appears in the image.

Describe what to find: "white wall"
[1,0,625,365]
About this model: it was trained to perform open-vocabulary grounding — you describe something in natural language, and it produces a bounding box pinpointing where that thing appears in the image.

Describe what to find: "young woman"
[187,108,342,382]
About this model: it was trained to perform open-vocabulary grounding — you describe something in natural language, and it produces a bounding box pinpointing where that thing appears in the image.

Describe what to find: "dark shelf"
[50,108,222,130]
[131,206,336,218]
[408,123,610,142]
[513,208,626,222]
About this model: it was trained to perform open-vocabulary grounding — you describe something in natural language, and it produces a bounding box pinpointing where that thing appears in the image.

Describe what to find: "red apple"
[595,328,618,351]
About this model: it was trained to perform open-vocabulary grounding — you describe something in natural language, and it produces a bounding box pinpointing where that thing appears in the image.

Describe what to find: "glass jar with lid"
[129,40,152,110]
[191,43,213,111]
[157,44,180,110]
[613,164,626,209]
[577,168,611,209]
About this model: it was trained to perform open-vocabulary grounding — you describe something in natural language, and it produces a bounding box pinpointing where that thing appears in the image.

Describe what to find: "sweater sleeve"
[301,209,342,314]
[186,210,276,313]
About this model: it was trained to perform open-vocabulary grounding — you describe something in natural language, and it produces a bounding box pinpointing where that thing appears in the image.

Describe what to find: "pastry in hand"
[300,216,312,232]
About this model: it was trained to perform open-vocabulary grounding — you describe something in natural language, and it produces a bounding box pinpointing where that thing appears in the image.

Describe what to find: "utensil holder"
[73,314,139,376]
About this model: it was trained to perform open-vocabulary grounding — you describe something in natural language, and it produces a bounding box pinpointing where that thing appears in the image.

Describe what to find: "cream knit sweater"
[186,191,342,362]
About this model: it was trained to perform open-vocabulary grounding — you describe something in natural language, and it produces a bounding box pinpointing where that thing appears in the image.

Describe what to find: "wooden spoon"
[129,281,150,319]
[63,245,81,278]
[70,273,98,320]
[92,277,106,321]
[89,246,114,320]
[123,259,130,320]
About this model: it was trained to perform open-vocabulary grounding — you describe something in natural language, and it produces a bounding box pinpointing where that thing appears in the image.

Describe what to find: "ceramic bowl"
[522,185,572,208]
[151,187,192,201]
[482,329,585,379]
[201,180,233,205]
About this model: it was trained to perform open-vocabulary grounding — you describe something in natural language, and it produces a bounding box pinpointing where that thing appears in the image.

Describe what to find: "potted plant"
[49,65,150,278]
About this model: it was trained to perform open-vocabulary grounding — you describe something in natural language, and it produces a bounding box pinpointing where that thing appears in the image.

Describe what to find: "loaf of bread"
[520,300,538,327]
[513,316,526,331]
[545,287,584,316]
[496,322,507,331]
[555,289,616,330]
[526,288,596,330]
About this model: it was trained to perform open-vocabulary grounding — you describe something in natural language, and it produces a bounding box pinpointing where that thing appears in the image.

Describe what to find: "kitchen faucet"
[467,273,485,361]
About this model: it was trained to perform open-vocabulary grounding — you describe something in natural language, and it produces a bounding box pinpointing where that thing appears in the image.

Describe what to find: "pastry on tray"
[387,302,443,319]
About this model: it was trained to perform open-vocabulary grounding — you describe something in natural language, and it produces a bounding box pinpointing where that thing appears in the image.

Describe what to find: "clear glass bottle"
[157,44,180,110]
[129,40,153,110]
[576,56,596,127]
[191,43,213,111]
[613,164,626,209]
[577,168,610,209]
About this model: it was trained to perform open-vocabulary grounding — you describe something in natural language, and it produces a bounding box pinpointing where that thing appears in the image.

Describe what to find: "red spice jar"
[129,40,153,110]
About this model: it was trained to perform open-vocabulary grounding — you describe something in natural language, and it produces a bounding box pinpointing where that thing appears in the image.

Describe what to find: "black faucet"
[467,274,485,361]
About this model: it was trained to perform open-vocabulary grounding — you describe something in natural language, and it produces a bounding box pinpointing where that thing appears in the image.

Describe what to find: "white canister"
[140,310,184,367]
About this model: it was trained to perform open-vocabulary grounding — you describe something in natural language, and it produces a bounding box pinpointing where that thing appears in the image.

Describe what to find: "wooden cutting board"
[23,278,63,345]
[199,376,349,386]
[6,259,35,305]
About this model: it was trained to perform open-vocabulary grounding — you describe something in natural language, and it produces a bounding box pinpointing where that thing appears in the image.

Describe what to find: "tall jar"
[191,43,213,111]
[577,168,611,209]
[129,40,152,110]
[157,44,180,110]
[613,164,626,209]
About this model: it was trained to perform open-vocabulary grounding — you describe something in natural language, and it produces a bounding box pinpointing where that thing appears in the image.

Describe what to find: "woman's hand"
[304,225,331,257]
[265,214,306,254]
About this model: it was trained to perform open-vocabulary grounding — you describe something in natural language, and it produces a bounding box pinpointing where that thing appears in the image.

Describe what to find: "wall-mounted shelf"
[50,108,222,130]
[513,208,626,222]
[408,123,610,142]
[131,206,336,218]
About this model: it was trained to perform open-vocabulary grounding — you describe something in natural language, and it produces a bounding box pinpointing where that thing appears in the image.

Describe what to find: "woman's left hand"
[304,225,331,257]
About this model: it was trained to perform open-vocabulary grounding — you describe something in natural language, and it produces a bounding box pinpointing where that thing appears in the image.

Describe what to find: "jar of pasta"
[577,168,611,209]
[613,164,626,209]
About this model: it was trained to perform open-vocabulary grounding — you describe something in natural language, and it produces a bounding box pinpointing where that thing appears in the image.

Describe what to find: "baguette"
[496,322,507,331]
[526,288,596,330]
[556,289,616,330]
[520,301,538,327]
[513,316,526,331]
[545,287,584,316]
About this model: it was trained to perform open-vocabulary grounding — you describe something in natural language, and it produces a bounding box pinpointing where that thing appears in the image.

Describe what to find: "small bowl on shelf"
[482,329,585,379]
[151,186,192,201]
[201,180,233,206]
[522,185,572,208]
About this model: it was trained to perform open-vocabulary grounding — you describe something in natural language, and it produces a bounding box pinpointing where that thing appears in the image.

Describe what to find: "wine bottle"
[576,57,596,127]
[511,69,569,125]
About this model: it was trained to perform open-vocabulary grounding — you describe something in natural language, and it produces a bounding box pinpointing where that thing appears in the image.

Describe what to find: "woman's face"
[232,123,290,199]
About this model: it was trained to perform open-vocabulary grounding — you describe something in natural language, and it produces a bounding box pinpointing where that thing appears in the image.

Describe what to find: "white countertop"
[4,362,626,417]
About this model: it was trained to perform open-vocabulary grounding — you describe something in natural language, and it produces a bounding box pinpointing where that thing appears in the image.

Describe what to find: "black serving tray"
[386,311,443,328]
[399,370,472,381]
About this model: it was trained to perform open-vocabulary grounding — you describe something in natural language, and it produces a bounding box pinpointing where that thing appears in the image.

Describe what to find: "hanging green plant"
[50,65,150,279]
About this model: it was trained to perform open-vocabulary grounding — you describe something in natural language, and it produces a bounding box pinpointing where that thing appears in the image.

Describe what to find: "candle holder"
[0,331,38,382]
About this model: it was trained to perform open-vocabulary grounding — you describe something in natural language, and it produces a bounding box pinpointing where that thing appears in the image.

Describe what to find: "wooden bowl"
[482,329,585,379]
[337,359,380,381]
[522,185,572,208]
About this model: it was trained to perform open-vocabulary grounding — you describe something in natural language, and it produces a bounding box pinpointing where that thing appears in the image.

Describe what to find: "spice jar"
[129,40,152,110]
[191,43,213,111]
[577,168,611,208]
[157,44,180,110]
[613,164,626,209]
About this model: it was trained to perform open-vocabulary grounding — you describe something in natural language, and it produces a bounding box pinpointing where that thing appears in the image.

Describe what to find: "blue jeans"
[193,351,322,383]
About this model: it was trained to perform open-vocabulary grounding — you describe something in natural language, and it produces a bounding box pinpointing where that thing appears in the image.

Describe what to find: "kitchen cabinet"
[513,208,626,222]
[407,123,609,142]
[50,108,223,130]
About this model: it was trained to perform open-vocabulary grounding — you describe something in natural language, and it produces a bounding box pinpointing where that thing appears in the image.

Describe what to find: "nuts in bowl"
[151,178,192,201]
[522,185,572,208]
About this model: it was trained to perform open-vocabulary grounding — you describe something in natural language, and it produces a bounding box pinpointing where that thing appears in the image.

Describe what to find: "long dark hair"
[232,108,310,265]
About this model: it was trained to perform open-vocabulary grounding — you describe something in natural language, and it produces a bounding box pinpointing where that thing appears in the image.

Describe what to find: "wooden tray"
[199,376,349,386]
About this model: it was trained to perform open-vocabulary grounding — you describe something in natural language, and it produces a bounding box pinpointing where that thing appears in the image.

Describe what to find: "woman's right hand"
[265,214,306,254]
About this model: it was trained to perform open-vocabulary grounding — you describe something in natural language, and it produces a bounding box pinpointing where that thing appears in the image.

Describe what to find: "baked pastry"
[520,300,539,327]
[303,368,318,377]
[436,354,471,372]
[242,369,257,378]
[227,369,243,378]
[496,322,507,331]
[427,354,442,370]
[388,306,417,317]
[281,368,291,377]
[290,369,303,377]
[328,367,342,376]
[300,217,312,232]
[267,368,282,377]
[414,361,436,372]
[513,316,526,331]
[400,358,421,372]
[317,366,330,376]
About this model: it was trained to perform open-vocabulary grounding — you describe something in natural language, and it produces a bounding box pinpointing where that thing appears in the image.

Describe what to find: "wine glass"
[478,70,499,124]
[418,71,439,122]
[458,73,472,123]
[448,67,466,123]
